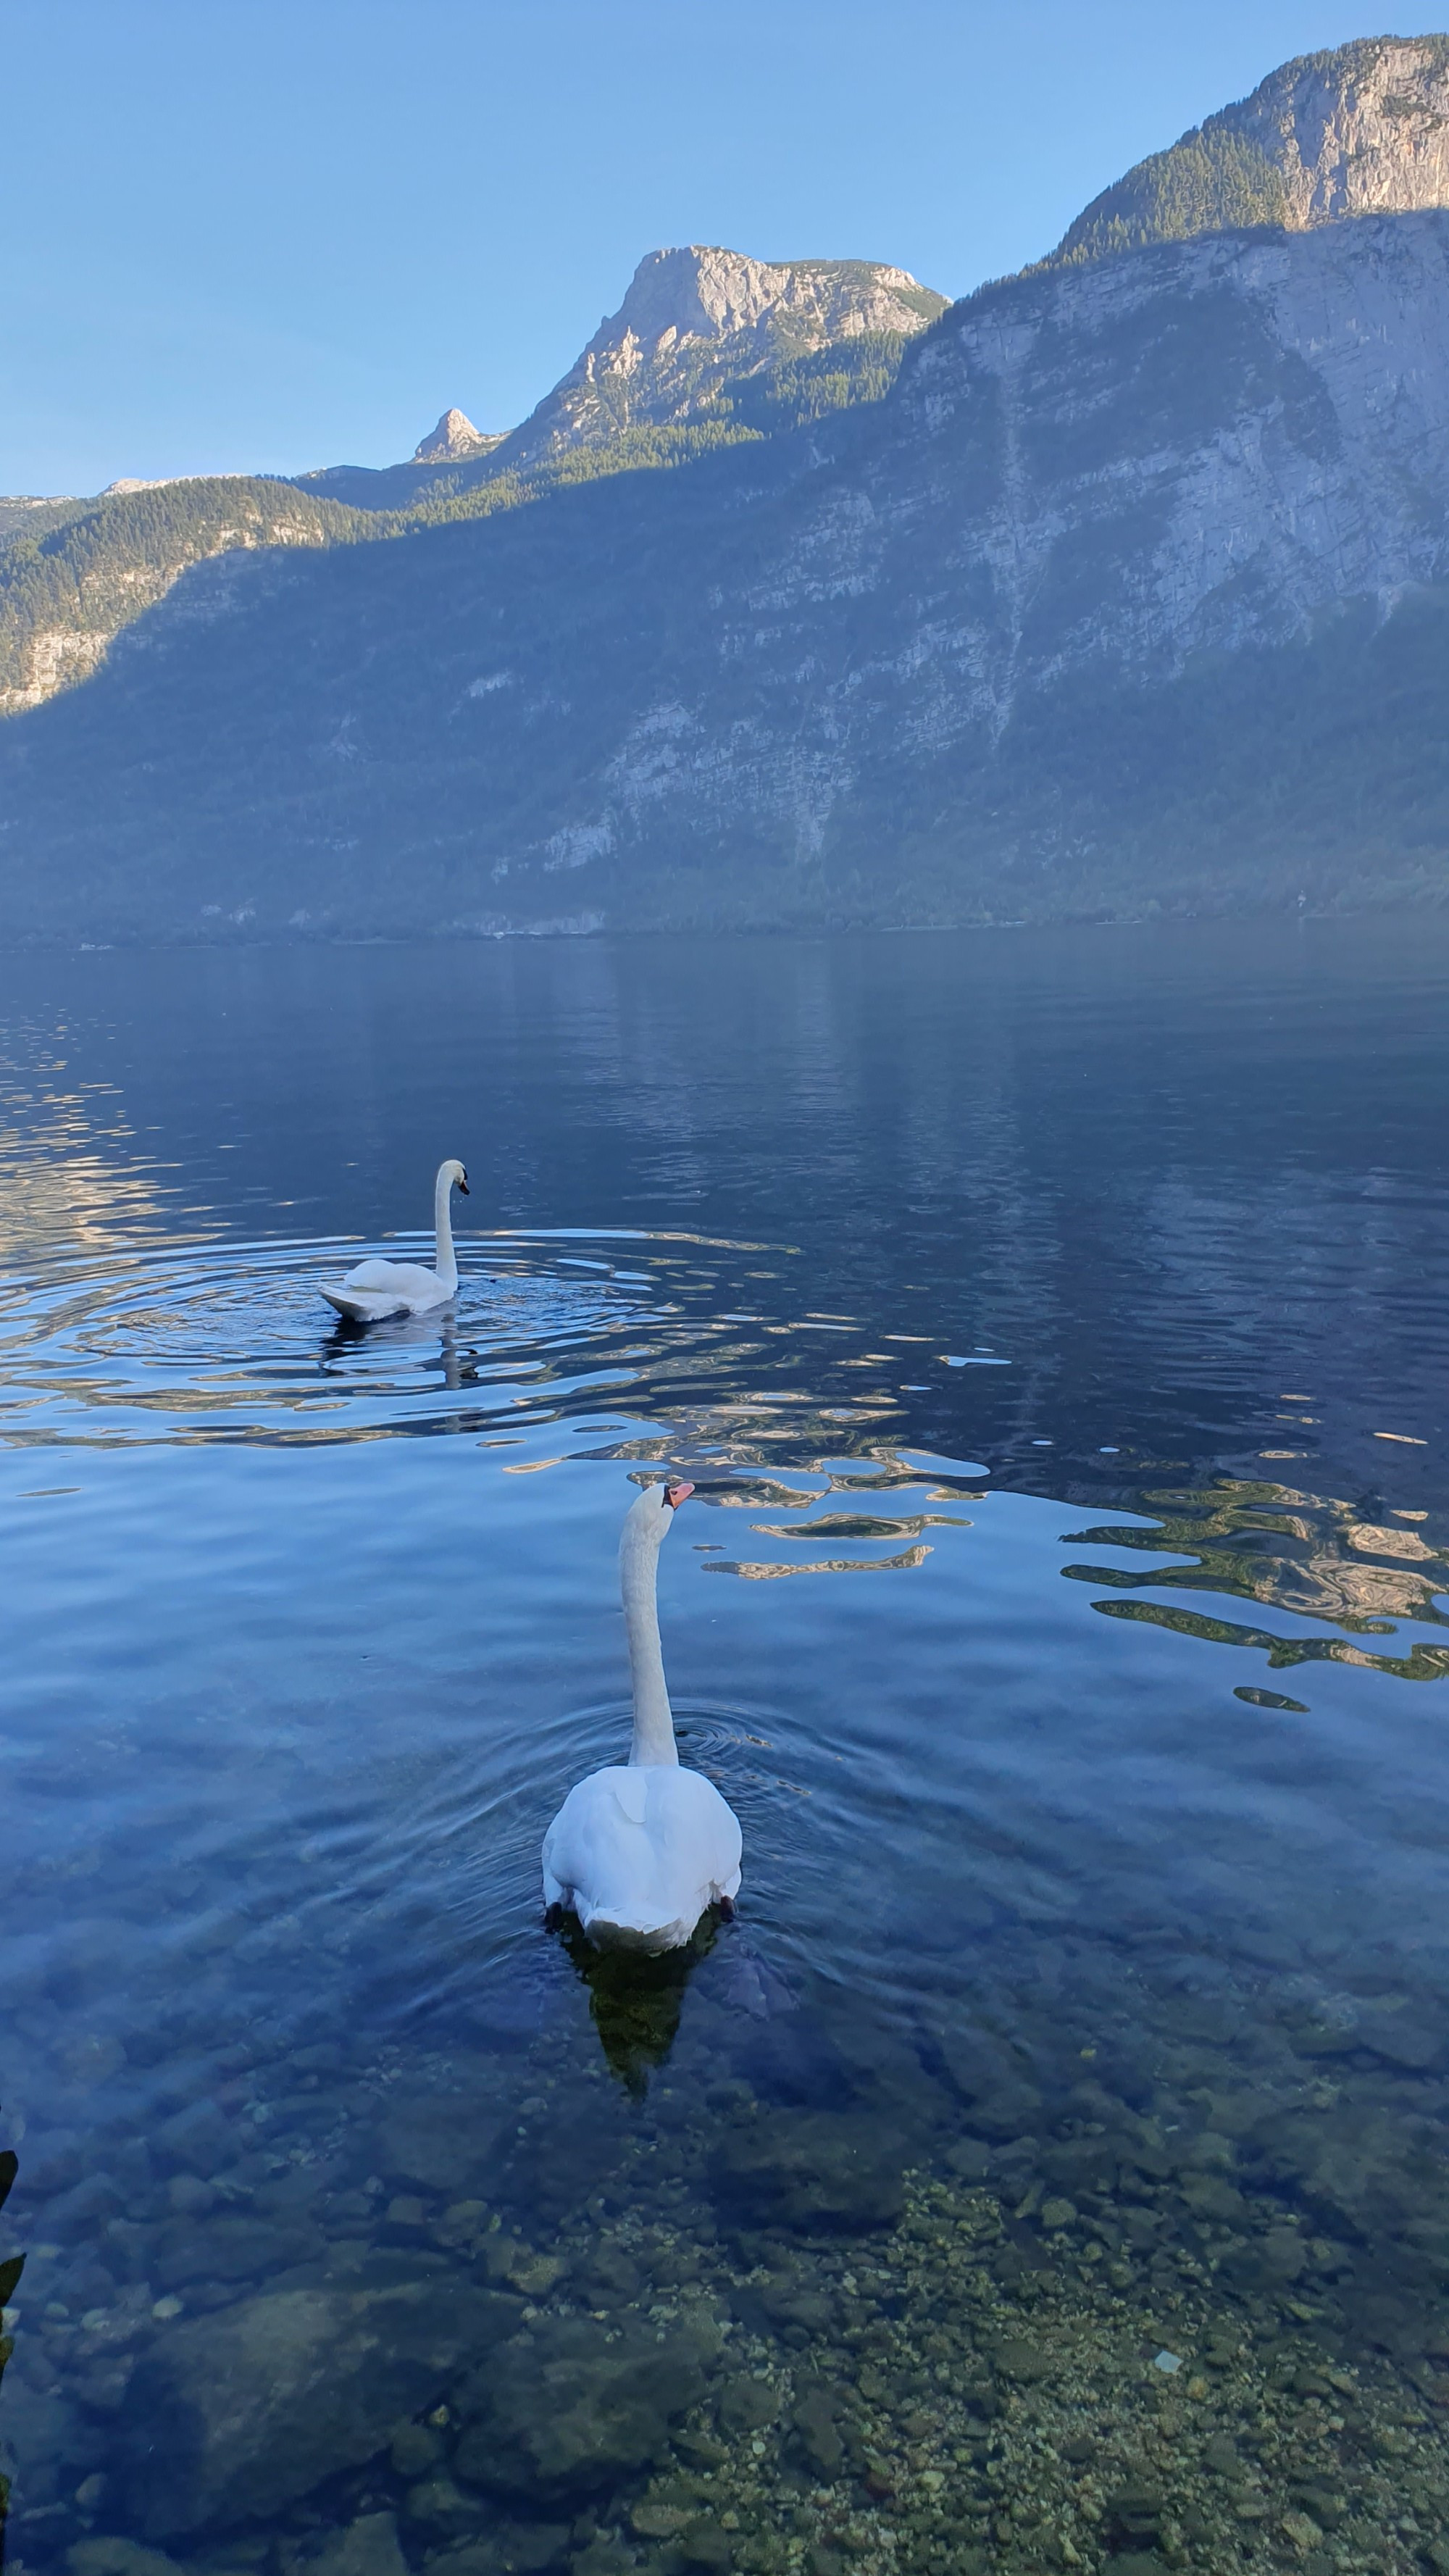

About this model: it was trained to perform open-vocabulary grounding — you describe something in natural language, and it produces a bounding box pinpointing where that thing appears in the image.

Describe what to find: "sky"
[1,0,1424,493]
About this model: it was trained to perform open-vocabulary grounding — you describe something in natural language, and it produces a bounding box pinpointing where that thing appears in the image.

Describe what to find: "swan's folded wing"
[320,1282,409,1322]
[611,1771,650,1824]
[341,1258,406,1291]
[343,1259,443,1298]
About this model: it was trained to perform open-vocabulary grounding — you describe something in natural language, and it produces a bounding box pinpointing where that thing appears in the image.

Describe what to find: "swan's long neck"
[433,1169,458,1289]
[621,1516,678,1767]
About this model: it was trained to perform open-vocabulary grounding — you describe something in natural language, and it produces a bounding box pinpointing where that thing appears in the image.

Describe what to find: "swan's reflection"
[552,1909,797,2091]
[553,1908,723,2093]
[319,1313,513,1395]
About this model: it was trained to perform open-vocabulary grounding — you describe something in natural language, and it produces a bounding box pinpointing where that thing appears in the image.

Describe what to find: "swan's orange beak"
[664,1480,694,1509]
[458,1172,470,1195]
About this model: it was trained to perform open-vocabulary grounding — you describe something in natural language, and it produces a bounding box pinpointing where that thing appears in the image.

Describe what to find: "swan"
[320,1159,469,1323]
[543,1481,743,1952]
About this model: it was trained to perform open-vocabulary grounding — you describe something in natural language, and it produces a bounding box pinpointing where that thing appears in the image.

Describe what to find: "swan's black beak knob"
[459,1172,470,1195]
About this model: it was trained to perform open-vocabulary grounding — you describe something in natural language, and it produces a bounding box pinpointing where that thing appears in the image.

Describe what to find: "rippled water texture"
[2,924,1449,2576]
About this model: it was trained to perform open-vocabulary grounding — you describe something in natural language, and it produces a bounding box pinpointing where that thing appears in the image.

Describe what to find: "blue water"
[2,923,1448,2572]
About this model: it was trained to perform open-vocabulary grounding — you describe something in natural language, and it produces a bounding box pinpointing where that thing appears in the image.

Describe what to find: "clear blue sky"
[1,0,1421,493]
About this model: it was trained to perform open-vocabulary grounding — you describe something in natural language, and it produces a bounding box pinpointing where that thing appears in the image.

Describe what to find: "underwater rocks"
[453,2306,724,2496]
[708,2110,906,2234]
[149,2213,325,2289]
[67,2540,188,2576]
[0,2377,93,2513]
[305,2514,409,2576]
[120,2274,514,2535]
[371,2094,510,2200]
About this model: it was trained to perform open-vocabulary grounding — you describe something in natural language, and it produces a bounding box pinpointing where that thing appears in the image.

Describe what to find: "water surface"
[2,923,1448,2576]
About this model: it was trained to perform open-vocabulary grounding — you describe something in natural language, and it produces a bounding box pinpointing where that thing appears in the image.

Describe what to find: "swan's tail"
[577,1905,697,1955]
[320,1283,406,1324]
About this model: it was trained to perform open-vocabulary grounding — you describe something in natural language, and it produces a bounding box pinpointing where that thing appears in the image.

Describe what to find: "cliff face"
[494,246,948,467]
[5,207,1449,938]
[1049,34,1449,267]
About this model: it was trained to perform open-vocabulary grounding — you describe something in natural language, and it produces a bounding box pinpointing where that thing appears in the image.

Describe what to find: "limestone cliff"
[493,247,948,468]
[1048,34,1449,267]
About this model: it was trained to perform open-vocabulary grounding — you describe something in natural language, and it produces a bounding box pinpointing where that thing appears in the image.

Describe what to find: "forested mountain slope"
[0,480,373,714]
[1045,33,1449,267]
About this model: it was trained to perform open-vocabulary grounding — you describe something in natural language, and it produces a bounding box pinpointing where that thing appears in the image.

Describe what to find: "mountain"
[7,37,1449,938]
[0,479,369,714]
[1046,33,1449,267]
[7,201,1449,938]
[491,246,948,470]
[412,407,500,462]
[0,246,949,674]
[292,248,948,516]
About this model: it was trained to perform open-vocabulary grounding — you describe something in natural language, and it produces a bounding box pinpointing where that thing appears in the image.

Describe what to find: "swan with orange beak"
[543,1479,743,1950]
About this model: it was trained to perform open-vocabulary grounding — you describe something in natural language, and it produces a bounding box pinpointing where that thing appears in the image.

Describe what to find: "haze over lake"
[3,921,1448,2568]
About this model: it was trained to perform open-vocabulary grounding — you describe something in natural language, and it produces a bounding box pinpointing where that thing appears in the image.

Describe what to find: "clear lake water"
[2,922,1449,2576]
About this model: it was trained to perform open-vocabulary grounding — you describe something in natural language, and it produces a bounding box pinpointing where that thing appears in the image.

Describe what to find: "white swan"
[543,1481,743,1951]
[320,1158,469,1323]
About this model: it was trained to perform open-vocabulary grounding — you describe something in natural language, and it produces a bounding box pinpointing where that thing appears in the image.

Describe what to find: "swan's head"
[626,1479,694,1545]
[439,1157,469,1196]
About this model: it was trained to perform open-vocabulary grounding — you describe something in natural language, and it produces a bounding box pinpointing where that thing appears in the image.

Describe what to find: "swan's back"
[320,1256,448,1320]
[543,1763,742,1952]
[343,1256,424,1292]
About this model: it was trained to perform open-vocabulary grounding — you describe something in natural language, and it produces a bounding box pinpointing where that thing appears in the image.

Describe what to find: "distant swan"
[320,1158,469,1323]
[543,1482,743,1951]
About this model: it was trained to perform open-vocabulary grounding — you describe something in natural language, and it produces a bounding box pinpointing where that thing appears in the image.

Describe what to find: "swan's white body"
[320,1159,468,1322]
[543,1483,743,1951]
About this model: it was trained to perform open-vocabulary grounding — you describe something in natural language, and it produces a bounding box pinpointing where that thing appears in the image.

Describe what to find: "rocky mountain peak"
[498,244,948,469]
[412,408,496,463]
[604,243,943,351]
[1048,33,1449,267]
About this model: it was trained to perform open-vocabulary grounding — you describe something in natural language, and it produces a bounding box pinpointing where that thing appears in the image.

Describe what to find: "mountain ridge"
[295,247,948,516]
[1045,32,1449,267]
[6,36,1449,937]
[6,202,1449,938]
[489,246,948,473]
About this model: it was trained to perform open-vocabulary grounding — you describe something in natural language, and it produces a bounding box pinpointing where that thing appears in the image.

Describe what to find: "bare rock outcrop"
[497,245,948,467]
[412,407,498,462]
[1050,34,1449,267]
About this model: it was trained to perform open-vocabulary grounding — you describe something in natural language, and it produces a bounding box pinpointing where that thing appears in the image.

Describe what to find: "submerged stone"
[716,2374,781,2436]
[793,2387,845,2476]
[389,2421,445,2480]
[677,2517,732,2572]
[151,2214,325,2289]
[68,2543,185,2576]
[454,2309,722,2496]
[991,2336,1053,2384]
[372,2094,509,2198]
[304,2516,409,2576]
[404,2472,480,2531]
[708,2110,905,2232]
[120,2275,512,2535]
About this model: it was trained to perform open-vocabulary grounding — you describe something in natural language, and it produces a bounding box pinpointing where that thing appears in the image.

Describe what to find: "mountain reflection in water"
[1,922,1448,2574]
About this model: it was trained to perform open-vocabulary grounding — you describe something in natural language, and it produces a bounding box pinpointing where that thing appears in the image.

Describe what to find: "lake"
[2,920,1448,2576]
